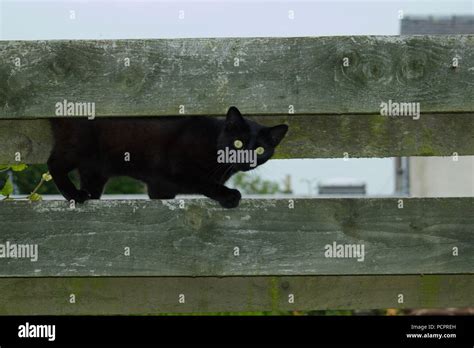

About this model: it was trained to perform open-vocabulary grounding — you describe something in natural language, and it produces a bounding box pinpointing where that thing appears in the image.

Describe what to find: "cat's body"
[47,107,288,208]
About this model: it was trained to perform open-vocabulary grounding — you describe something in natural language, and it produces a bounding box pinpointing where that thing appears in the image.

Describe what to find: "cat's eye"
[256,146,265,155]
[234,140,243,149]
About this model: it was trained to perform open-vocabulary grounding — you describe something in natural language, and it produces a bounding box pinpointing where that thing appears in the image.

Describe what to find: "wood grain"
[0,198,472,277]
[0,36,473,118]
[1,114,473,164]
[0,275,471,314]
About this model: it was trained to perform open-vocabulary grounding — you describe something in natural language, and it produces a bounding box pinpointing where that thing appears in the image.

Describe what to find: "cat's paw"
[68,190,91,204]
[218,189,241,209]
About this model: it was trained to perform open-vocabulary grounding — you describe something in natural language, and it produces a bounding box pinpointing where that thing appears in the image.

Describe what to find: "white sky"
[1,0,472,39]
[1,0,472,195]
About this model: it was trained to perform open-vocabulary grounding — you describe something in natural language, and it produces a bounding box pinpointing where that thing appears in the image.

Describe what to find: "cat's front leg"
[200,183,242,208]
[216,187,242,209]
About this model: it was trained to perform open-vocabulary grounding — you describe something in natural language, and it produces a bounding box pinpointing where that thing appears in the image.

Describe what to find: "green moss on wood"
[0,275,471,314]
[269,277,280,312]
[1,36,473,118]
[420,275,441,308]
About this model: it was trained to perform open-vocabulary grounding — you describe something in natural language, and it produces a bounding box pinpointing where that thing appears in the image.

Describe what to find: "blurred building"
[401,15,474,34]
[318,178,366,195]
[399,15,474,197]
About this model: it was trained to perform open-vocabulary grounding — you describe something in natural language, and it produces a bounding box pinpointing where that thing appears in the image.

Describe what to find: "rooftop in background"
[401,15,474,34]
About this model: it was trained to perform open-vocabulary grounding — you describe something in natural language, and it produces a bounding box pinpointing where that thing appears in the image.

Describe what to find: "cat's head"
[217,106,288,171]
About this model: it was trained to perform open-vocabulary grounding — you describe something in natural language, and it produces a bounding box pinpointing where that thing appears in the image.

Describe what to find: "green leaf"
[0,165,11,172]
[29,193,42,201]
[1,178,14,197]
[11,164,27,172]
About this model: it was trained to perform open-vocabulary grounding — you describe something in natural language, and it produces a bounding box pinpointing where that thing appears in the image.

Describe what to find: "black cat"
[47,106,288,208]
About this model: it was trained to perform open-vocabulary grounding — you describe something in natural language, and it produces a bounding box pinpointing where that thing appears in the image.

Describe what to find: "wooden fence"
[0,36,473,314]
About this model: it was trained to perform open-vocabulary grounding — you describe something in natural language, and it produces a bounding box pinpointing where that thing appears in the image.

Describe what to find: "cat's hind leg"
[79,168,108,199]
[47,153,91,203]
[147,178,177,199]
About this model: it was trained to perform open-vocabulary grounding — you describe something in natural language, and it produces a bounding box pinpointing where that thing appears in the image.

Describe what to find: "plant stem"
[29,178,45,198]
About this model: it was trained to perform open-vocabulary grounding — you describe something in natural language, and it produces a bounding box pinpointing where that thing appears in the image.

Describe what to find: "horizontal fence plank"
[0,275,472,314]
[0,36,473,119]
[1,114,473,164]
[0,198,472,277]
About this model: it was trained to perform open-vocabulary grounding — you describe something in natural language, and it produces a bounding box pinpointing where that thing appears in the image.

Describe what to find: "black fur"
[47,106,288,208]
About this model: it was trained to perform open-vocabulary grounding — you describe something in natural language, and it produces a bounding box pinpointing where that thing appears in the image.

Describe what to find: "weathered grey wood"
[0,36,473,118]
[0,198,472,276]
[0,120,53,164]
[0,275,471,314]
[1,114,473,164]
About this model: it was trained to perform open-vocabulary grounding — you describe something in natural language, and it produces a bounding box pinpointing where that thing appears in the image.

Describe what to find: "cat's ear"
[225,106,245,130]
[268,124,288,146]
